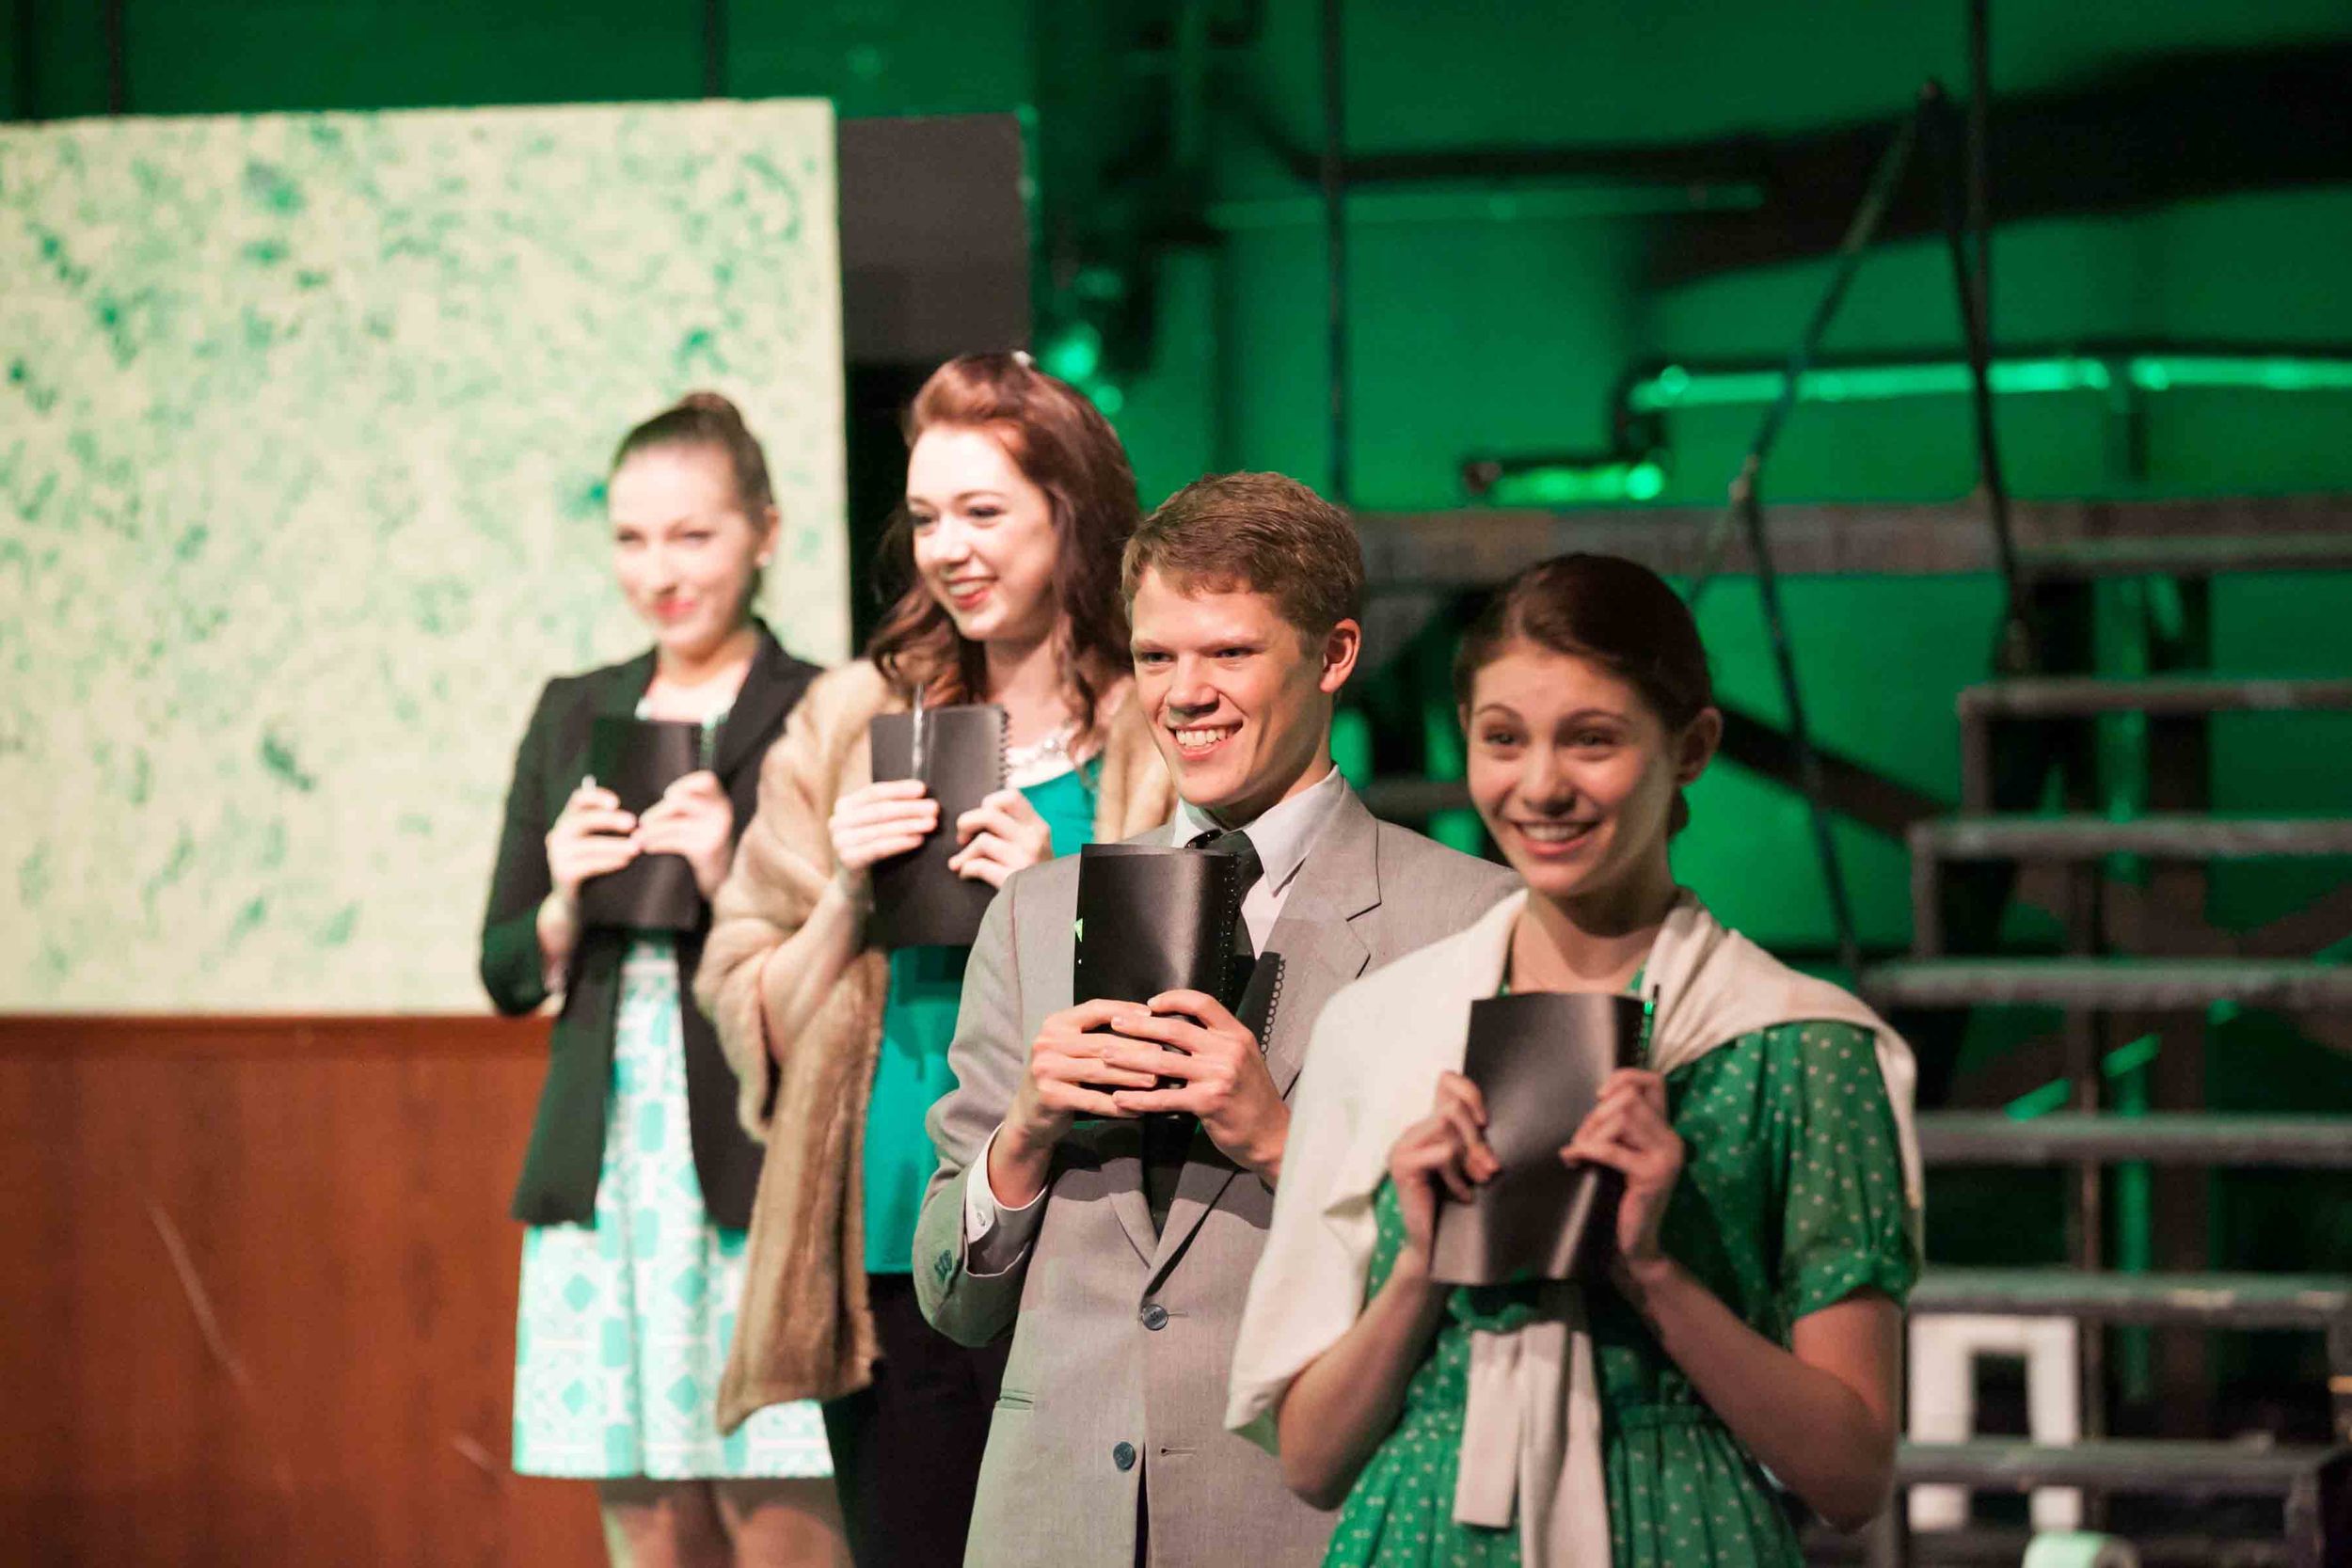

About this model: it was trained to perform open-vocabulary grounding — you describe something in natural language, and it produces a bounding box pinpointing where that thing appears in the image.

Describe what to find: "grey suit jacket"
[914,787,1518,1568]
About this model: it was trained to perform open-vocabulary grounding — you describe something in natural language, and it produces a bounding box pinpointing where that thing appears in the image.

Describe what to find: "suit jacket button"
[1112,1441,1137,1472]
[1139,1303,1169,1331]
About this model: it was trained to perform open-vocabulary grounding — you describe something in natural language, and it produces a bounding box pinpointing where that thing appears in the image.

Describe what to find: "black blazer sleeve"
[480,679,566,1016]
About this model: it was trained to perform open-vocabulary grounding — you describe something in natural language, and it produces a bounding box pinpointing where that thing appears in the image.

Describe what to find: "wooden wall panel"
[0,1017,606,1566]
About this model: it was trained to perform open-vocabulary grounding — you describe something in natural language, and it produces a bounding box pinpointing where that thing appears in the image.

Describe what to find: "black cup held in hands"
[1428,991,1645,1287]
[577,717,707,931]
[866,703,1009,949]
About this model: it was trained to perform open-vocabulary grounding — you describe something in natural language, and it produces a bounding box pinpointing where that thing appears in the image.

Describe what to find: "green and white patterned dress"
[1324,1019,1915,1568]
[511,707,831,1481]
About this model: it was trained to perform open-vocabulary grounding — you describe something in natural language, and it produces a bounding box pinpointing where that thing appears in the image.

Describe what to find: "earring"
[756,555,773,567]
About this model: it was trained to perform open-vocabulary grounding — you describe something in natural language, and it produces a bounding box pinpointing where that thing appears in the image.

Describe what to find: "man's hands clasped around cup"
[1101,989,1288,1182]
[991,998,1159,1207]
[1001,998,1161,1141]
[991,990,1290,1205]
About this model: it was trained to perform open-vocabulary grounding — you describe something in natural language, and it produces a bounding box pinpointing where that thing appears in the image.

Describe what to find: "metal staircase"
[1851,674,2352,1565]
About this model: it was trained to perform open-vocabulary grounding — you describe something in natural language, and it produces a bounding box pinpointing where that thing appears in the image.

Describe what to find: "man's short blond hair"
[1120,471,1364,639]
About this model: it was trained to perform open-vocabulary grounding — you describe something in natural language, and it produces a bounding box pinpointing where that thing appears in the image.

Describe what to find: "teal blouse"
[861,767,1099,1273]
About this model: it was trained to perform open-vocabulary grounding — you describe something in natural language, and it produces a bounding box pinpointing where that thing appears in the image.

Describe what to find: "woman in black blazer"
[480,392,842,1566]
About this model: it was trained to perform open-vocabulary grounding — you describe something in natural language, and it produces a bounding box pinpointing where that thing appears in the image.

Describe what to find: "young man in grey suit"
[913,471,1517,1567]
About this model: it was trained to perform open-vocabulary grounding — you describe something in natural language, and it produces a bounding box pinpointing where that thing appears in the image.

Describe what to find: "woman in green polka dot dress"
[1229,554,1923,1567]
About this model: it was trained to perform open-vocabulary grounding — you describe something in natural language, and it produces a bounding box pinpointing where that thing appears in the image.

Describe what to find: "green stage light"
[1628,356,2126,413]
[2003,1077,2074,1120]
[1329,707,1373,788]
[1482,458,1667,506]
[1630,367,1786,411]
[2101,1033,2160,1079]
[2127,355,2352,393]
[1626,351,2352,413]
[1037,320,1103,385]
[1032,319,1124,419]
[2003,1034,2161,1120]
[2005,357,2113,394]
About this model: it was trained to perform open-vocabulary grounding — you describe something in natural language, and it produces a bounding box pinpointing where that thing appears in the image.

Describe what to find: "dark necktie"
[1189,827,1264,958]
[1141,828,1264,1232]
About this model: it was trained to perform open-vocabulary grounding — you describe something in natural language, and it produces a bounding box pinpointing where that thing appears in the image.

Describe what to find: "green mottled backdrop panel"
[0,100,848,1011]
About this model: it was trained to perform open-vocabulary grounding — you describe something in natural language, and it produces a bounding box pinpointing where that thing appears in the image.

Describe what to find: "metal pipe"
[1925,81,2030,672]
[1968,0,1993,335]
[1628,351,2352,413]
[103,0,126,115]
[1206,180,1762,230]
[1172,0,1213,184]
[1740,481,1863,976]
[702,0,727,98]
[11,0,38,121]
[1679,96,1930,979]
[1686,103,1921,604]
[1320,0,1349,503]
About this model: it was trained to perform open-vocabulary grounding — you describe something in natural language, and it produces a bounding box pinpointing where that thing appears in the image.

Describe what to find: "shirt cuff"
[962,1123,1049,1278]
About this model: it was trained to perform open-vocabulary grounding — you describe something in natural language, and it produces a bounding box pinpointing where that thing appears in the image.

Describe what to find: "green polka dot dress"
[1322,1020,1916,1567]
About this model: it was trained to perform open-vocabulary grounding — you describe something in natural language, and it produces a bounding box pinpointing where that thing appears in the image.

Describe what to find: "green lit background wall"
[10,0,2352,1413]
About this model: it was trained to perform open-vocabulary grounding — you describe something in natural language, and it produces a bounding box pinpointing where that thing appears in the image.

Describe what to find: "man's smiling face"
[1128,567,1359,824]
